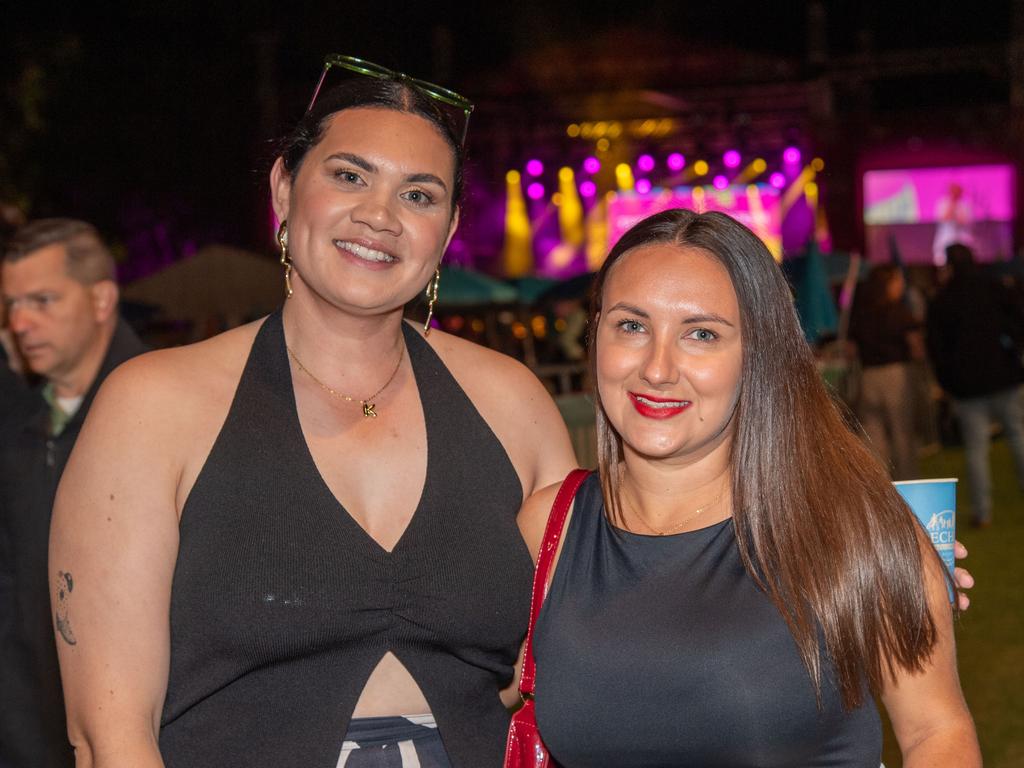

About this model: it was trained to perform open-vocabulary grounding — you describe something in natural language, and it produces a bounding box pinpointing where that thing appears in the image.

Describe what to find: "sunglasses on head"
[307,54,474,146]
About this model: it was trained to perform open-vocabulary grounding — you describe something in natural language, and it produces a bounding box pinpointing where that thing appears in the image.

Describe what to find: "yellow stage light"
[567,124,581,138]
[503,167,533,277]
[693,160,709,176]
[752,158,767,173]
[596,138,610,152]
[811,157,825,172]
[615,163,635,191]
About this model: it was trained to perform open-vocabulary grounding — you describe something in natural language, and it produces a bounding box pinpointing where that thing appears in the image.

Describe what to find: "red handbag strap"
[519,468,591,697]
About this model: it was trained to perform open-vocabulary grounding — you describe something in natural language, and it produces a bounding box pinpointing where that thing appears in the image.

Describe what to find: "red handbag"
[504,469,590,768]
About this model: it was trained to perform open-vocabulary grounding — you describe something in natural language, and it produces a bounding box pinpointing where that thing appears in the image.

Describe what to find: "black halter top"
[159,311,532,768]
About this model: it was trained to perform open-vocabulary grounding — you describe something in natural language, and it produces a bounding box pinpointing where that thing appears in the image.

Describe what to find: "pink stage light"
[712,175,729,190]
[526,159,544,177]
[723,150,741,169]
[666,152,685,171]
[769,172,787,189]
[782,147,801,165]
[635,178,653,194]
[582,156,601,174]
[579,180,597,197]
[637,154,656,173]
[526,182,546,200]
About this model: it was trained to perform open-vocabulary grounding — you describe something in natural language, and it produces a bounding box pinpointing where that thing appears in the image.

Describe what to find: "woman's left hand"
[953,540,974,610]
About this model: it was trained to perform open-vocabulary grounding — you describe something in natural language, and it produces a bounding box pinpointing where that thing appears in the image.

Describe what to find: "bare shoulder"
[516,481,565,562]
[418,325,577,494]
[81,318,266,512]
[425,326,553,407]
[103,319,263,409]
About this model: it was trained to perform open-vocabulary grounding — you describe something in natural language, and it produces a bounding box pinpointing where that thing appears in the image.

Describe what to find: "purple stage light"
[526,159,544,177]
[712,175,729,190]
[527,182,546,200]
[666,152,685,171]
[723,150,741,169]
[637,154,655,173]
[769,172,787,189]
[635,178,653,194]
[579,180,597,197]
[782,147,801,165]
[582,156,601,174]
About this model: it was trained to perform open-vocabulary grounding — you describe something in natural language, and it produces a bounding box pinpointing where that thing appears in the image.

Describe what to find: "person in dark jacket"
[0,218,147,767]
[849,263,925,480]
[927,242,1024,527]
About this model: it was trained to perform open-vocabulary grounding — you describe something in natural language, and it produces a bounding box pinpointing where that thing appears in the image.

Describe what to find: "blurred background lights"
[769,172,787,188]
[615,163,635,191]
[526,182,545,200]
[811,157,825,171]
[525,159,544,177]
[693,159,709,176]
[596,138,610,151]
[666,152,686,171]
[582,156,601,174]
[635,178,653,194]
[782,146,801,164]
[637,154,656,172]
[752,158,767,173]
[723,150,741,169]
[579,180,597,197]
[712,175,729,190]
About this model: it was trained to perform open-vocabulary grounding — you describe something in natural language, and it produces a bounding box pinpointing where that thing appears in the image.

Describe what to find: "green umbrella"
[436,266,518,307]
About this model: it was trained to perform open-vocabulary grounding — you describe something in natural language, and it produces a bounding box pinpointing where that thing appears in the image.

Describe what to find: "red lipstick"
[628,392,692,420]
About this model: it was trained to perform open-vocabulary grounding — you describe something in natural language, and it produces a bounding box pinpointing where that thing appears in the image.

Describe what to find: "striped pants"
[336,716,452,768]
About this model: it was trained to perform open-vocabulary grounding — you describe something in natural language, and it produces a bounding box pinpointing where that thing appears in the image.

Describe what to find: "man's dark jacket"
[927,270,1024,400]
[0,319,147,768]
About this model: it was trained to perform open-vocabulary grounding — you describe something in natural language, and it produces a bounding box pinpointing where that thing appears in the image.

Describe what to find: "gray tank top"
[533,472,882,767]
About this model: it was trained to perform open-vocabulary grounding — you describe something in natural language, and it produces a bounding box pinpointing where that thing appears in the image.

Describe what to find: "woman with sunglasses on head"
[518,210,981,767]
[50,57,576,768]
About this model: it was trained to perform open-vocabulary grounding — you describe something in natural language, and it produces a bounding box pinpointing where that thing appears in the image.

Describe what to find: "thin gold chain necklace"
[628,492,723,536]
[286,342,404,418]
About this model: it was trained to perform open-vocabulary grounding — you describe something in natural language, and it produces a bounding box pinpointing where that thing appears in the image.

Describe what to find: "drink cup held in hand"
[893,479,956,597]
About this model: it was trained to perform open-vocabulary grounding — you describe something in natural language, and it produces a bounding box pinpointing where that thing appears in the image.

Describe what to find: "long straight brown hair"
[587,209,948,709]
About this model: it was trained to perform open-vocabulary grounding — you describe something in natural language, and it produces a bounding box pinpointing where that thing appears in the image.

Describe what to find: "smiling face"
[271,107,459,316]
[595,243,743,464]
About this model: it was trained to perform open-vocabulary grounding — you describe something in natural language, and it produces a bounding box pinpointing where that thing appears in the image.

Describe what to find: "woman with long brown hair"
[519,209,980,766]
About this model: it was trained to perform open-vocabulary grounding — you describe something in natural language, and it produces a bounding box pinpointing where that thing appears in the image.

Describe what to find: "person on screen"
[932,182,973,266]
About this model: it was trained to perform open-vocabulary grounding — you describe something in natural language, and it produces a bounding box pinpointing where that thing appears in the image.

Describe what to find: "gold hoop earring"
[277,221,293,299]
[423,266,441,335]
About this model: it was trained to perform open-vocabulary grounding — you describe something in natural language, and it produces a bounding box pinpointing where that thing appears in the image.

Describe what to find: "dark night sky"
[0,1,1011,265]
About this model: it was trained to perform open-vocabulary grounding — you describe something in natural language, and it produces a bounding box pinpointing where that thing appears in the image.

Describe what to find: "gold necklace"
[628,492,723,536]
[286,342,404,418]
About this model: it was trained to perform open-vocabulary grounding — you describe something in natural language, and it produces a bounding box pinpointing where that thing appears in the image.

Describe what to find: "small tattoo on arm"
[55,570,77,646]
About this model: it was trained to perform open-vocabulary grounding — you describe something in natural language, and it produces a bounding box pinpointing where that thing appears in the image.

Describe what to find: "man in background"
[928,242,1024,528]
[0,219,147,767]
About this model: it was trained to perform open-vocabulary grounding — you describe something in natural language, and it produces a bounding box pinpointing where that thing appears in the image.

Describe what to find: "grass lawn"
[881,439,1024,767]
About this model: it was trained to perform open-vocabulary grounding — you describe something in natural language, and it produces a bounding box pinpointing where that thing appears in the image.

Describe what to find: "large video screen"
[863,164,1015,264]
[607,185,783,258]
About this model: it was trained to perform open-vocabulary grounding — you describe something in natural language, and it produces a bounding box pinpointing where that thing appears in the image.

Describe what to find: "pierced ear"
[91,281,119,323]
[270,157,292,225]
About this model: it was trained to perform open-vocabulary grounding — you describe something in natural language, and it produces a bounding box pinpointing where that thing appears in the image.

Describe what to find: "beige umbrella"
[122,245,285,323]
